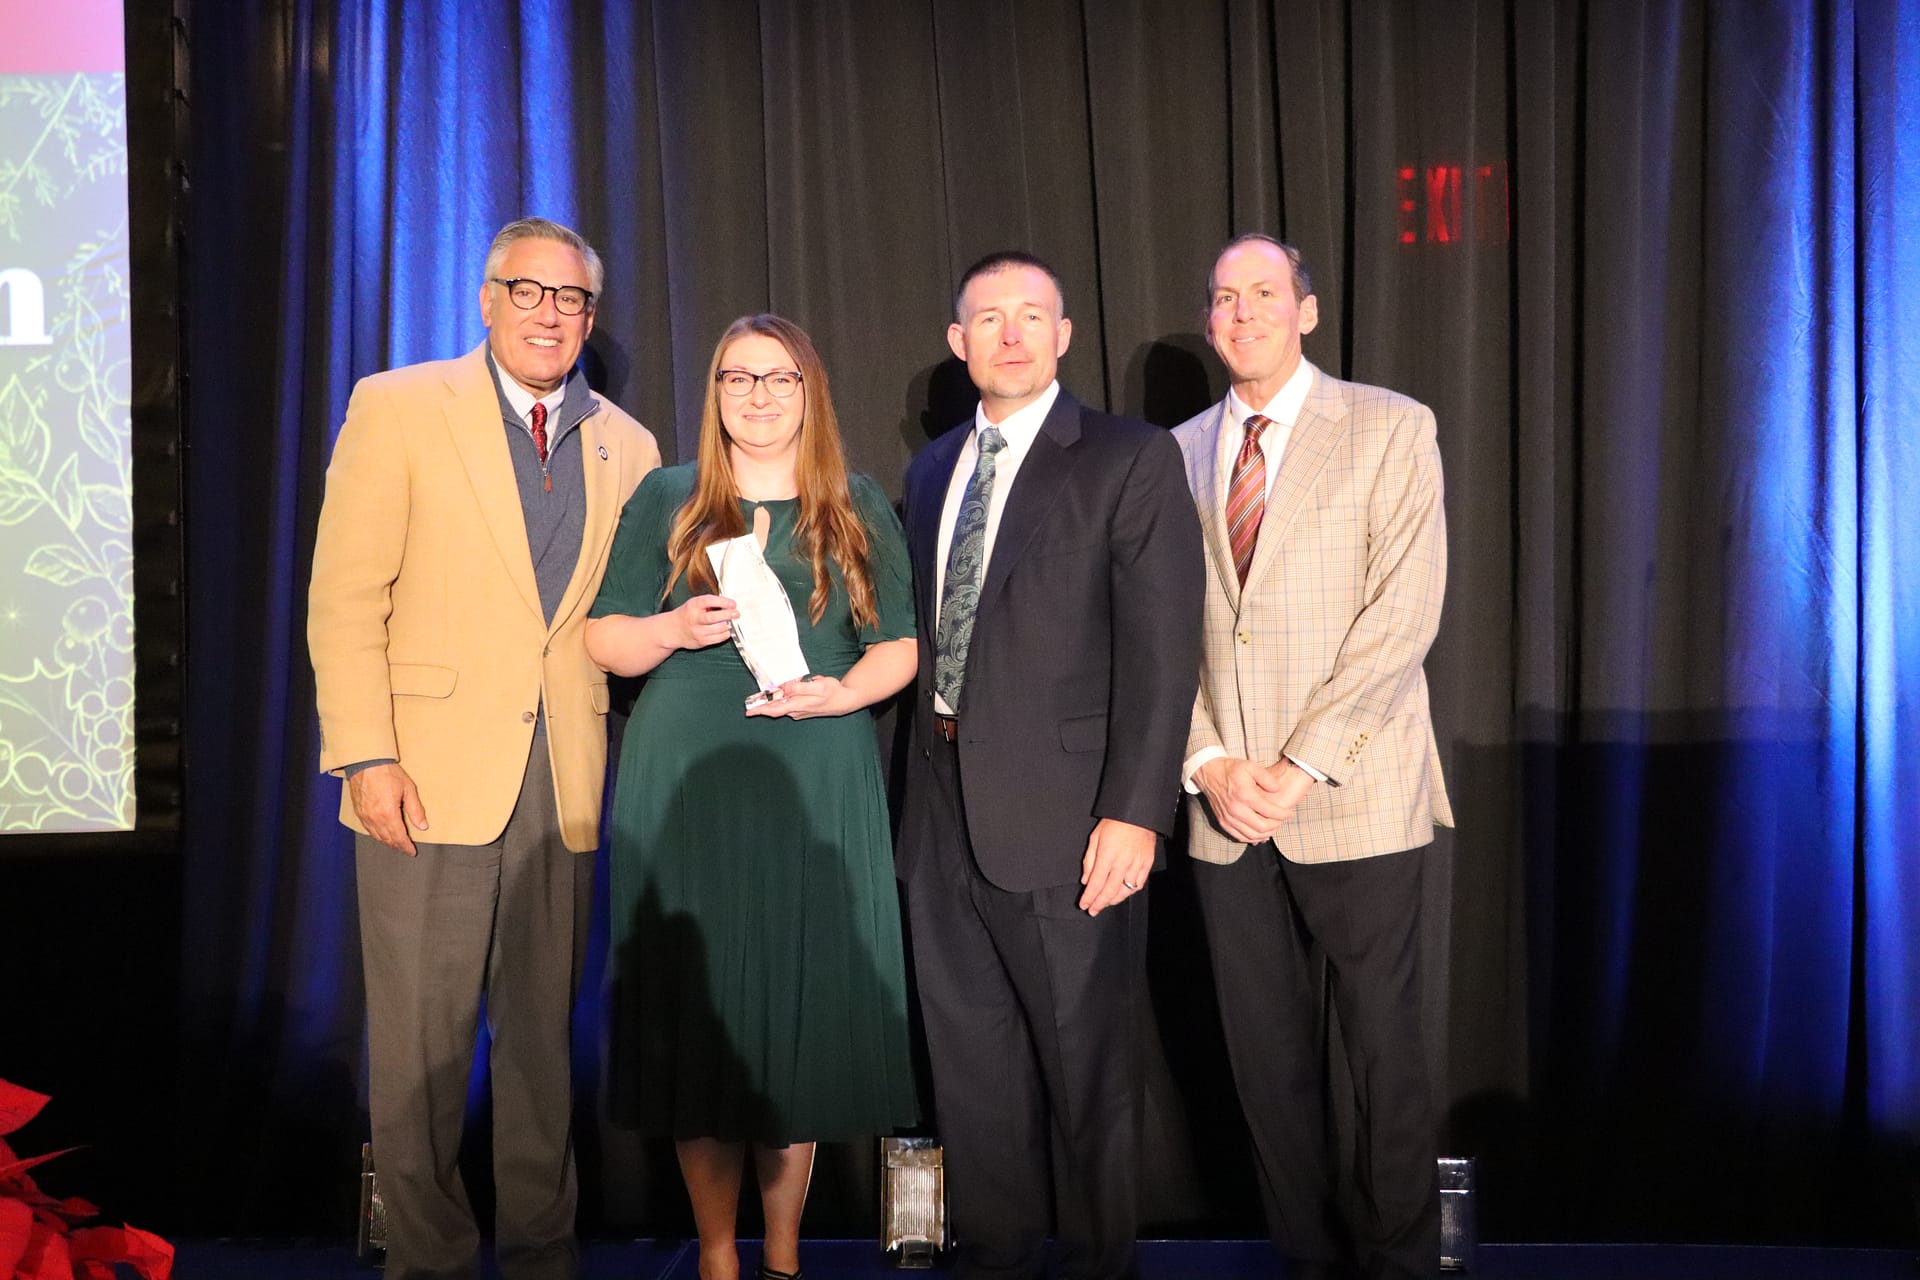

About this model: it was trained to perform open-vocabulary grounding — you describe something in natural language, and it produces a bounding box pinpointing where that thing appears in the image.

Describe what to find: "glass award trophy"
[706,535,811,708]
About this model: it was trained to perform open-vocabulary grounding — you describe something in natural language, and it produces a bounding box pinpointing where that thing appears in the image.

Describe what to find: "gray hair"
[1208,233,1312,304]
[483,217,605,300]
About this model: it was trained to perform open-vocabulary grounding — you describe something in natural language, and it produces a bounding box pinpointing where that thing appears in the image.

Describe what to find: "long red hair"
[663,314,877,628]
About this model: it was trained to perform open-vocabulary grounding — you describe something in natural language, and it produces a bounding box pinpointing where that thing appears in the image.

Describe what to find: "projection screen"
[0,0,135,832]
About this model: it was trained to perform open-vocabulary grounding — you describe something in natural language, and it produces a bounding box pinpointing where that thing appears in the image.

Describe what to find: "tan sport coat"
[1174,363,1453,865]
[309,343,660,851]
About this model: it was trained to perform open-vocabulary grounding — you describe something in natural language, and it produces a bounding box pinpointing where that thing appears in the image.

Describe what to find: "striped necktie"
[1226,414,1270,586]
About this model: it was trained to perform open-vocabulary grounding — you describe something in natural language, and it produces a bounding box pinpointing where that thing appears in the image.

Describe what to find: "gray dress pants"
[356,744,594,1280]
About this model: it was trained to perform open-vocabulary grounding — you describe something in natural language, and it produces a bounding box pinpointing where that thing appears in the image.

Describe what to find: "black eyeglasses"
[715,369,803,399]
[491,277,594,316]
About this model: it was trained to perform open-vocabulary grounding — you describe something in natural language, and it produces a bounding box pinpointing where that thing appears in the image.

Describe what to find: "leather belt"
[934,714,960,743]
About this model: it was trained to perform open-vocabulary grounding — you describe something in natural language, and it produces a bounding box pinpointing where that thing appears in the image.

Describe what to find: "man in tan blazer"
[1175,234,1452,1280]
[309,217,658,1280]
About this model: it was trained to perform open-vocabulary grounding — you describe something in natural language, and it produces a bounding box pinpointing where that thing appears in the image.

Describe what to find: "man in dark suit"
[898,251,1203,1280]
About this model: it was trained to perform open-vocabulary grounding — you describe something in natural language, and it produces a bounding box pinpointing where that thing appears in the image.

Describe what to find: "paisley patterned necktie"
[530,401,551,492]
[933,426,1008,711]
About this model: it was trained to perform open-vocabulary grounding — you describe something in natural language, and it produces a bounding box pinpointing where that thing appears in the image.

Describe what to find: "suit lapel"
[1188,402,1241,611]
[910,427,968,629]
[1243,369,1347,596]
[444,346,543,621]
[978,392,1084,609]
[549,401,617,633]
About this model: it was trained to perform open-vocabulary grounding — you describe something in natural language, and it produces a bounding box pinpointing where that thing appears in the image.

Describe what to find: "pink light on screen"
[0,0,125,74]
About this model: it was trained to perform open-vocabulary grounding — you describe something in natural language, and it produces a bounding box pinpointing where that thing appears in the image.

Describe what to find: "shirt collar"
[973,379,1061,451]
[486,347,569,425]
[496,370,566,425]
[1226,358,1314,433]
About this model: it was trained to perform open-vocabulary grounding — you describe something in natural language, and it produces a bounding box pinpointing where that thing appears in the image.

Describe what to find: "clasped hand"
[1195,756,1316,845]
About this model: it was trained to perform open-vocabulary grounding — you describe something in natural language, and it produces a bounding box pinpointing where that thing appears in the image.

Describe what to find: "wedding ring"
[1122,880,1139,891]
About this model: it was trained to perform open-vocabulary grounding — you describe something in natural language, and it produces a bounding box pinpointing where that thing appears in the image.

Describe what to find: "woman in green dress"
[585,314,919,1280]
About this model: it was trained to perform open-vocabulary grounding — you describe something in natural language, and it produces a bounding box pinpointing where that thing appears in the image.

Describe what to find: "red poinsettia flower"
[0,1079,171,1280]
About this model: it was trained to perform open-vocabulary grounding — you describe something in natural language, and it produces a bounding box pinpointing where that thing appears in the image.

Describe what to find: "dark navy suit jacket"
[897,389,1204,893]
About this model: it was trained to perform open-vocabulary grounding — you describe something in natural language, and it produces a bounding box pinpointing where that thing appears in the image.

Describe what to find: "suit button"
[522,711,536,723]
[543,645,551,657]
[1236,630,1251,644]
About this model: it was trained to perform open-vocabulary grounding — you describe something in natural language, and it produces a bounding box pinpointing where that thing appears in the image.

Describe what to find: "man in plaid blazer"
[1174,234,1453,1280]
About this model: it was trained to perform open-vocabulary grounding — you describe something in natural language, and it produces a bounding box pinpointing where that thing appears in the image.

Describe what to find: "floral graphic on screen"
[0,72,133,831]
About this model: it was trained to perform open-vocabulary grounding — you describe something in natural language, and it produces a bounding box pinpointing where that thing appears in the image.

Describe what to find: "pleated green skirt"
[605,666,920,1144]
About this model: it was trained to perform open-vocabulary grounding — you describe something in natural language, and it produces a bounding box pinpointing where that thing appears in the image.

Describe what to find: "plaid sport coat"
[1173,363,1454,865]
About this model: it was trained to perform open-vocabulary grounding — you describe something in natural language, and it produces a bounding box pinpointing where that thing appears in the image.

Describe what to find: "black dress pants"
[1192,842,1438,1280]
[905,737,1145,1280]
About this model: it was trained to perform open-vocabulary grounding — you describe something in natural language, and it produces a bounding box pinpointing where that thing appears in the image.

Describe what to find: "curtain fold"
[1855,0,1920,1154]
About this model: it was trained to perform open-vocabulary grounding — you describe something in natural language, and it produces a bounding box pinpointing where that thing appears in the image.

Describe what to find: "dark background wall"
[4,0,1917,1252]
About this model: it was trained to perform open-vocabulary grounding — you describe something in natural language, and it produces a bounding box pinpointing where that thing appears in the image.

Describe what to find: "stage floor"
[169,1238,1920,1279]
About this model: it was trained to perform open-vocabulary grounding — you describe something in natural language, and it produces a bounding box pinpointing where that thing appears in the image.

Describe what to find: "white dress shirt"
[1184,359,1327,792]
[931,380,1062,716]
[1212,356,1312,507]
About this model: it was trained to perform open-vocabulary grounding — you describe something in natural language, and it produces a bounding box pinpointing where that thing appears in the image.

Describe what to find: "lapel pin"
[597,445,609,460]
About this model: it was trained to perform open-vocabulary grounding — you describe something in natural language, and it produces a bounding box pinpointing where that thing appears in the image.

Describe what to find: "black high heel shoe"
[756,1266,803,1280]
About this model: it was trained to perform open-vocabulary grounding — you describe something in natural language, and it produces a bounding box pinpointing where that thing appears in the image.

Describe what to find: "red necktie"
[530,401,551,492]
[1225,414,1269,586]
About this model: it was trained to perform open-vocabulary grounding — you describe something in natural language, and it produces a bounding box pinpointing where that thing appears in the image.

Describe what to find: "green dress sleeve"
[850,473,915,644]
[590,465,689,619]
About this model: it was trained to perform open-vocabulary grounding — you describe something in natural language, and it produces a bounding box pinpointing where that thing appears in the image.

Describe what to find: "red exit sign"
[1398,163,1510,244]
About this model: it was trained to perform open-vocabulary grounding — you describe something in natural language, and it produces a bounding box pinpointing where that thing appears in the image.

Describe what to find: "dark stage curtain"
[178,0,1920,1245]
